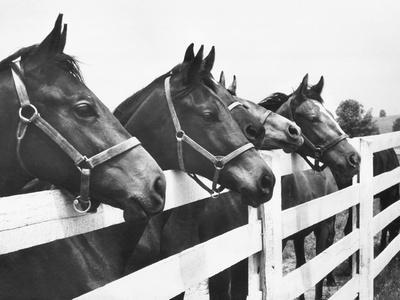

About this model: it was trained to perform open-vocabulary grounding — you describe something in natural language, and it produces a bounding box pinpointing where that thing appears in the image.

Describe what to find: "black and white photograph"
[1,1,400,299]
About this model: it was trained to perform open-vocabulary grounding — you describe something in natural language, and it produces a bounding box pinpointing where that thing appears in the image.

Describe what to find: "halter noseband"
[11,60,142,213]
[164,76,254,198]
[286,96,348,171]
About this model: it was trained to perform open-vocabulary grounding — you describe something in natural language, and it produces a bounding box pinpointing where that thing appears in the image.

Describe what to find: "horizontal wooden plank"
[75,221,262,300]
[279,229,359,300]
[0,204,123,255]
[362,132,400,153]
[373,228,400,278]
[260,151,310,177]
[373,199,400,235]
[0,170,230,253]
[329,276,359,300]
[0,190,85,232]
[281,184,360,239]
[0,170,228,233]
[373,166,400,195]
[163,170,228,210]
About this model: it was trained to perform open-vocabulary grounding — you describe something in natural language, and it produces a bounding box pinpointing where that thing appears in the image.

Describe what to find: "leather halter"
[10,60,142,213]
[164,76,254,198]
[285,96,348,171]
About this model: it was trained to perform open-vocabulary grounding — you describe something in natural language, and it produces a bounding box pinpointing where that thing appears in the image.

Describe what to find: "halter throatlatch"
[164,76,254,198]
[286,97,348,171]
[11,60,141,213]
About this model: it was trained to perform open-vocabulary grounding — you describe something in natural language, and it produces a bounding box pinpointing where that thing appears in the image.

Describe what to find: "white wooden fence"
[1,131,400,299]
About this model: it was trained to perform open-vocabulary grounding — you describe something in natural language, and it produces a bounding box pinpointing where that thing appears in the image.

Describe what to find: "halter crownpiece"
[164,76,254,198]
[11,59,142,213]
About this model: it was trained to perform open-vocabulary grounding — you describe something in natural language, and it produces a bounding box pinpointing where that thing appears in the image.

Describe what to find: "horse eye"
[74,102,96,118]
[202,111,216,121]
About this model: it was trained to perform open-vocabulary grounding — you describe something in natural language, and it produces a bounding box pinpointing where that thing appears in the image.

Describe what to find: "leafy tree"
[393,118,400,132]
[336,99,379,137]
[379,109,387,117]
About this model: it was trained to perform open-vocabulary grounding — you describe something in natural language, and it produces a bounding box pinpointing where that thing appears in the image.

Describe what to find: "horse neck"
[121,84,179,170]
[0,69,34,196]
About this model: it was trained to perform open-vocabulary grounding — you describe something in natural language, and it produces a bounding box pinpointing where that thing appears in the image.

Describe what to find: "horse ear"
[202,46,215,73]
[219,71,226,87]
[228,75,237,96]
[36,14,64,56]
[310,76,324,95]
[186,45,203,83]
[184,43,195,62]
[58,24,67,53]
[295,73,308,97]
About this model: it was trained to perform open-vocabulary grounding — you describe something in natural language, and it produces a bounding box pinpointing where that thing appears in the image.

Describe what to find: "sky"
[1,0,400,116]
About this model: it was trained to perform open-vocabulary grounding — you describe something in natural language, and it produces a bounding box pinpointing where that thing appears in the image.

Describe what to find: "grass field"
[282,198,400,299]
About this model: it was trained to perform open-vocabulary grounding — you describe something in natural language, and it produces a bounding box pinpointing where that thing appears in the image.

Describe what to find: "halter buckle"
[19,104,38,123]
[176,130,185,141]
[73,196,92,213]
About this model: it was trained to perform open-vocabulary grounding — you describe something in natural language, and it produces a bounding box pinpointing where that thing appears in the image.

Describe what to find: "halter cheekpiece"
[164,76,254,198]
[11,59,141,213]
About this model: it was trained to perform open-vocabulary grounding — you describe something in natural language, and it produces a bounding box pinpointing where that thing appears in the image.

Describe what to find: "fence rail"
[1,132,400,299]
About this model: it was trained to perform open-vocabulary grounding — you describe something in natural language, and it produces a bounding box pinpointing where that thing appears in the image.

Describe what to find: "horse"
[0,44,273,299]
[117,44,282,275]
[0,14,165,222]
[257,75,360,300]
[0,14,169,299]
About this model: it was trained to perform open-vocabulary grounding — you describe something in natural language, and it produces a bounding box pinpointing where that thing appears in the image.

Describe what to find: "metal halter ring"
[176,130,185,141]
[315,146,323,159]
[76,156,90,171]
[19,104,39,123]
[211,190,220,199]
[73,196,92,213]
[214,160,224,170]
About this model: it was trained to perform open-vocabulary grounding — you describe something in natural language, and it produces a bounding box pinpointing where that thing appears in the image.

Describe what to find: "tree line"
[336,100,400,137]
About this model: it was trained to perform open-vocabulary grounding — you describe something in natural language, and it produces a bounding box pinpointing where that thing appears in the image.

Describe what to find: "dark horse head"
[115,44,275,206]
[0,15,166,222]
[200,48,266,149]
[259,75,360,185]
[219,72,304,152]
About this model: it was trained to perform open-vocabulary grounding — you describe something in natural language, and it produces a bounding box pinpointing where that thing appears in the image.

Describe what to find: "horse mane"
[258,85,325,113]
[0,45,84,83]
[114,71,172,125]
[258,92,290,112]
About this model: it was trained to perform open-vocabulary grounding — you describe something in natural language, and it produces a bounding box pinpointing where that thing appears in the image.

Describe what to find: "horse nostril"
[246,125,258,139]
[348,152,360,168]
[288,124,300,137]
[259,172,275,194]
[260,175,270,189]
[150,175,166,213]
[154,176,166,199]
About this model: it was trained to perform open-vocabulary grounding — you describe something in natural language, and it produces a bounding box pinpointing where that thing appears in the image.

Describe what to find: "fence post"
[262,151,283,300]
[358,138,374,300]
[248,205,262,300]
